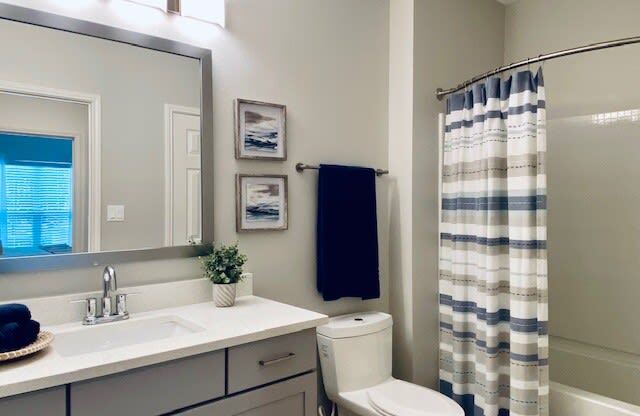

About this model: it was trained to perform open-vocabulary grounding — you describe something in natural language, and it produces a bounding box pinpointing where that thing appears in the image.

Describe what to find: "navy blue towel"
[317,164,380,301]
[0,320,40,352]
[0,303,31,326]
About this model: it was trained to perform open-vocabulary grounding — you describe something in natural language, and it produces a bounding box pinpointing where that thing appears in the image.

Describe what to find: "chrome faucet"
[102,265,117,316]
[72,265,138,325]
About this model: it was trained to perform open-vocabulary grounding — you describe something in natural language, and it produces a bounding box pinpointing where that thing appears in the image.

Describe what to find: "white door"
[166,107,201,246]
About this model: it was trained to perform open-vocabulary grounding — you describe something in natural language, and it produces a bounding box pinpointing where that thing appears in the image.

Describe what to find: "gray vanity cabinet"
[2,329,318,416]
[176,372,316,416]
[0,386,66,416]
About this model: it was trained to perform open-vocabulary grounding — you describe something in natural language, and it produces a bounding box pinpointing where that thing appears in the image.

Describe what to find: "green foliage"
[200,243,248,284]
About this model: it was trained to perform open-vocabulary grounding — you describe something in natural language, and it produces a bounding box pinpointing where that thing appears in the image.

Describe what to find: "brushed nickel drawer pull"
[259,352,296,367]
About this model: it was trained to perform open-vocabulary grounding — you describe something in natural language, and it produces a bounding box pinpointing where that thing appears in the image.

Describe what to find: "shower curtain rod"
[436,35,640,101]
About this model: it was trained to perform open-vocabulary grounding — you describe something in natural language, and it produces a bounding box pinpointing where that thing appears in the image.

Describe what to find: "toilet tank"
[316,312,393,400]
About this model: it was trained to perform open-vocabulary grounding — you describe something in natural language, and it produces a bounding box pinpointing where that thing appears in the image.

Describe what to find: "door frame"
[0,80,102,252]
[164,104,201,246]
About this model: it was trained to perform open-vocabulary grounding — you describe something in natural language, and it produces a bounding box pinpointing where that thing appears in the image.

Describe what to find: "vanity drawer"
[70,350,225,416]
[227,329,316,394]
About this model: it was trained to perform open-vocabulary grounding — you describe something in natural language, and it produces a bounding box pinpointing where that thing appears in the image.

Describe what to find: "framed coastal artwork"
[234,99,287,160]
[236,174,288,232]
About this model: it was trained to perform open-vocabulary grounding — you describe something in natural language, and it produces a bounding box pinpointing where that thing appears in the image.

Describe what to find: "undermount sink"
[53,315,204,357]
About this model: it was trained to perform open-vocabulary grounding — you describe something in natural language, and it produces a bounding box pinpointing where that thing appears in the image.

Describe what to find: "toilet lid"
[367,380,464,416]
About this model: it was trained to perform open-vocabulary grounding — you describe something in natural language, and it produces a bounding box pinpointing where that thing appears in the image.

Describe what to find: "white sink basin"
[53,315,204,357]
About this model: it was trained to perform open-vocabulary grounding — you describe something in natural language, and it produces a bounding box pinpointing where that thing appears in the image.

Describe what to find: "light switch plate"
[107,205,125,222]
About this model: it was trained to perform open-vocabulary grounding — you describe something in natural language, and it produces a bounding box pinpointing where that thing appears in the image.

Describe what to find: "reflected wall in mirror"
[0,18,202,258]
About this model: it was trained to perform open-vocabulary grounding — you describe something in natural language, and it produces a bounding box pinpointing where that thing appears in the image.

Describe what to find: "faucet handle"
[70,298,97,323]
[115,292,140,316]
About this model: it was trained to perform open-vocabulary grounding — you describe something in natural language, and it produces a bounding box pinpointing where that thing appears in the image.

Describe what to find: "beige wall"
[412,0,505,388]
[214,0,390,317]
[0,0,391,321]
[388,0,415,383]
[0,94,87,139]
[387,0,505,388]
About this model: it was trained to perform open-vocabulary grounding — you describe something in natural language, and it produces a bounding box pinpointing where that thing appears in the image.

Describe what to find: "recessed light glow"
[181,0,225,27]
[110,1,167,26]
[124,0,168,12]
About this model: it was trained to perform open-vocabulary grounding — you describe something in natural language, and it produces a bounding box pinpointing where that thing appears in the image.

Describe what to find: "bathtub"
[549,335,640,415]
[551,382,640,416]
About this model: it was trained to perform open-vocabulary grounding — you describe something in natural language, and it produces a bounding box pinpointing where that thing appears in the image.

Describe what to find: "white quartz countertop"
[0,296,328,398]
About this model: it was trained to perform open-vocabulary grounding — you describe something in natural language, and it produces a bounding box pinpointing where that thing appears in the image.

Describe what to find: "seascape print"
[237,175,288,232]
[245,183,280,222]
[244,110,279,153]
[236,100,286,160]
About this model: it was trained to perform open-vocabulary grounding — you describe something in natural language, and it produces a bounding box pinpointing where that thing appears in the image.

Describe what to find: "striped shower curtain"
[439,69,548,416]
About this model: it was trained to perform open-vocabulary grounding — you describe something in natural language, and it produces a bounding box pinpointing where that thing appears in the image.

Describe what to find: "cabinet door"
[0,386,66,416]
[177,372,316,416]
[71,350,225,416]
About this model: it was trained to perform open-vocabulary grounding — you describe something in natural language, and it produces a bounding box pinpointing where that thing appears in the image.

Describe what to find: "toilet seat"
[365,379,464,416]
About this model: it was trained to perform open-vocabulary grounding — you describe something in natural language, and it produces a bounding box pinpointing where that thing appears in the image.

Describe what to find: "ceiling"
[496,0,520,4]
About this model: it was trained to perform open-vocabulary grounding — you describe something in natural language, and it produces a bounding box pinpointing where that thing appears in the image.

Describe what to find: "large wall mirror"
[0,5,213,272]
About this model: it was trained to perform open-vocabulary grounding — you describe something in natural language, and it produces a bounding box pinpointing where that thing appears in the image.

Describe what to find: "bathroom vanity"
[0,296,328,416]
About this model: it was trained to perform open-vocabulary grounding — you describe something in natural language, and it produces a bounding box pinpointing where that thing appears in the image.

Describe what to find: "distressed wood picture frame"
[234,99,287,161]
[236,174,288,232]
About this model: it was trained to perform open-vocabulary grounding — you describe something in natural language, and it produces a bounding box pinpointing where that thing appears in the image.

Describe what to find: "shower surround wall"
[504,0,640,406]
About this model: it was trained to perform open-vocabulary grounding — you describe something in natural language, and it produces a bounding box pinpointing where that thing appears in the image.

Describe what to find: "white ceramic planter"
[212,283,237,307]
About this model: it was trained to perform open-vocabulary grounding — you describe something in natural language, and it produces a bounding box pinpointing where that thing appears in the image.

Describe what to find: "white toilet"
[317,311,464,416]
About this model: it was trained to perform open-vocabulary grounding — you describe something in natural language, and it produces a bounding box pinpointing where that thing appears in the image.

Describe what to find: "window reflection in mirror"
[0,132,75,257]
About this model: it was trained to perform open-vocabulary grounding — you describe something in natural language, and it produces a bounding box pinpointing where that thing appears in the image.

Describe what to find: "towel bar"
[295,163,389,176]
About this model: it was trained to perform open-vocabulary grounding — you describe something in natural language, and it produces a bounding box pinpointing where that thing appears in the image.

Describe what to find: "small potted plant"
[200,243,248,307]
